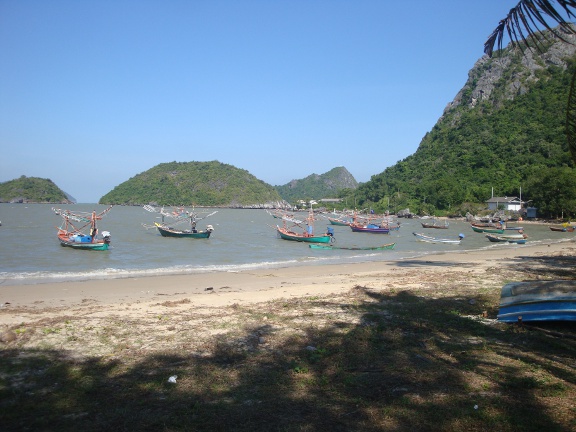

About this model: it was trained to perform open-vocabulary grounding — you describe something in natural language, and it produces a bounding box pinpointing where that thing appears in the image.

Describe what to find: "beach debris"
[306,346,317,351]
[168,375,178,384]
[205,287,213,291]
[474,404,479,410]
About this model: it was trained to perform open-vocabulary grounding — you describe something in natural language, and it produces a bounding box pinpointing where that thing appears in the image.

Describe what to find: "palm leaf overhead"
[485,1,576,161]
[484,0,576,57]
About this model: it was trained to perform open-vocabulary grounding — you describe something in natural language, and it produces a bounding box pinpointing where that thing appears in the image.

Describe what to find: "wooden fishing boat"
[470,221,501,228]
[412,232,464,244]
[277,226,333,243]
[55,206,113,251]
[309,243,395,250]
[350,223,390,234]
[142,205,218,239]
[327,216,352,226]
[471,225,505,234]
[497,280,576,322]
[504,225,524,231]
[485,234,527,244]
[549,224,575,232]
[276,202,334,243]
[155,222,213,238]
[420,218,449,229]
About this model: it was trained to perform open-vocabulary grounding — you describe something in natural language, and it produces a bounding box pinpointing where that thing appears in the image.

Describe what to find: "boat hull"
[485,234,527,244]
[350,225,390,234]
[497,280,576,322]
[155,223,211,238]
[420,223,448,229]
[549,225,575,232]
[309,243,395,250]
[471,225,505,234]
[58,236,110,251]
[327,217,351,226]
[412,232,461,244]
[277,227,332,243]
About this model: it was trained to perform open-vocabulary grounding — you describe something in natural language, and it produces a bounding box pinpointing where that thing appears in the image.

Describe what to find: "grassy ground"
[1,252,575,431]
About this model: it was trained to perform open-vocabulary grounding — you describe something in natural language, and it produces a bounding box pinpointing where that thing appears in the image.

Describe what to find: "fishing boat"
[497,280,576,322]
[504,225,525,231]
[350,223,391,234]
[420,218,449,229]
[55,206,113,251]
[485,234,527,244]
[412,232,464,244]
[267,209,296,220]
[309,243,395,250]
[142,205,217,239]
[470,224,505,234]
[549,224,575,232]
[154,222,213,238]
[349,212,399,234]
[470,221,501,228]
[327,216,352,226]
[276,201,334,243]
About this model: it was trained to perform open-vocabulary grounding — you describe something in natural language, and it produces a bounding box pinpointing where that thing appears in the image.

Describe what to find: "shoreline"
[1,239,574,326]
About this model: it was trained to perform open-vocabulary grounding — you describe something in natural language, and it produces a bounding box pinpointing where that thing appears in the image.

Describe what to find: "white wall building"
[486,196,523,211]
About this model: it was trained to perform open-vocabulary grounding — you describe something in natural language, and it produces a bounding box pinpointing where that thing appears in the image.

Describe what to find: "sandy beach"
[1,240,574,329]
[2,239,576,431]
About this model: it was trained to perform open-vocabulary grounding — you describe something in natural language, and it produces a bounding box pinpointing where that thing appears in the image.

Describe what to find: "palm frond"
[484,0,576,57]
[566,69,576,160]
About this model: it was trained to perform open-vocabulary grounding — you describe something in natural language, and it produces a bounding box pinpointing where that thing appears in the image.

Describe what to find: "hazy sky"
[0,1,513,203]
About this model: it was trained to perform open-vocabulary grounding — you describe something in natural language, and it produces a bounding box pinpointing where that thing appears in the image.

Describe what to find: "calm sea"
[0,204,569,286]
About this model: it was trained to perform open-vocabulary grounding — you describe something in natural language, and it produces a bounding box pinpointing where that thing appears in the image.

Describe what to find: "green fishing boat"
[142,205,218,239]
[56,206,113,251]
[471,225,505,234]
[276,201,334,243]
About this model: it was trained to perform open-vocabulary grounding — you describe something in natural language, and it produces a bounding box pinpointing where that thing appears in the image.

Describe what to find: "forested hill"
[352,29,576,218]
[0,176,72,203]
[275,167,358,202]
[99,161,284,207]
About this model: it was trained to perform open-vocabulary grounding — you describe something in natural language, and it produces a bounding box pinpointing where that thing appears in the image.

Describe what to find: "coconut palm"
[484,1,576,160]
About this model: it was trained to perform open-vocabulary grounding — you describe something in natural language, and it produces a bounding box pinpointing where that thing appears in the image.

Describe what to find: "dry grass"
[1,251,575,431]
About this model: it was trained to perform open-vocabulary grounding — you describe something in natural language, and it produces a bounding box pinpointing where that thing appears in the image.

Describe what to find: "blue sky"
[0,1,514,203]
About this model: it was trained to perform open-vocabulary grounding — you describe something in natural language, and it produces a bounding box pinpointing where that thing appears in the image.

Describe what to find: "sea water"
[0,203,570,286]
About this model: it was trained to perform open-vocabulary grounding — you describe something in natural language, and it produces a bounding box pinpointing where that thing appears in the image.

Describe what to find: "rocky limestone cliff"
[442,28,576,124]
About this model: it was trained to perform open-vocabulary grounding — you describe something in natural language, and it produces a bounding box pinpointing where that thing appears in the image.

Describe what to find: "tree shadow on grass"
[509,253,576,280]
[2,288,575,432]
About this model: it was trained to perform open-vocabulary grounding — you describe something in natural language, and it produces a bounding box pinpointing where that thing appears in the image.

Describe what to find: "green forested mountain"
[275,167,358,203]
[351,30,576,218]
[99,161,283,207]
[0,176,72,203]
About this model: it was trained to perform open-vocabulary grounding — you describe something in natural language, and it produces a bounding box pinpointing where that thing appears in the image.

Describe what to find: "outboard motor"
[326,226,335,237]
[206,225,214,232]
[101,231,112,244]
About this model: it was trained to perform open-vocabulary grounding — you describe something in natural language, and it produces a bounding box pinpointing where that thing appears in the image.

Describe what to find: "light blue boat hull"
[497,280,576,322]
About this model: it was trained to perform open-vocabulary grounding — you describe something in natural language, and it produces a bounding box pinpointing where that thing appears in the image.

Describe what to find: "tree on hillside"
[485,0,576,160]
